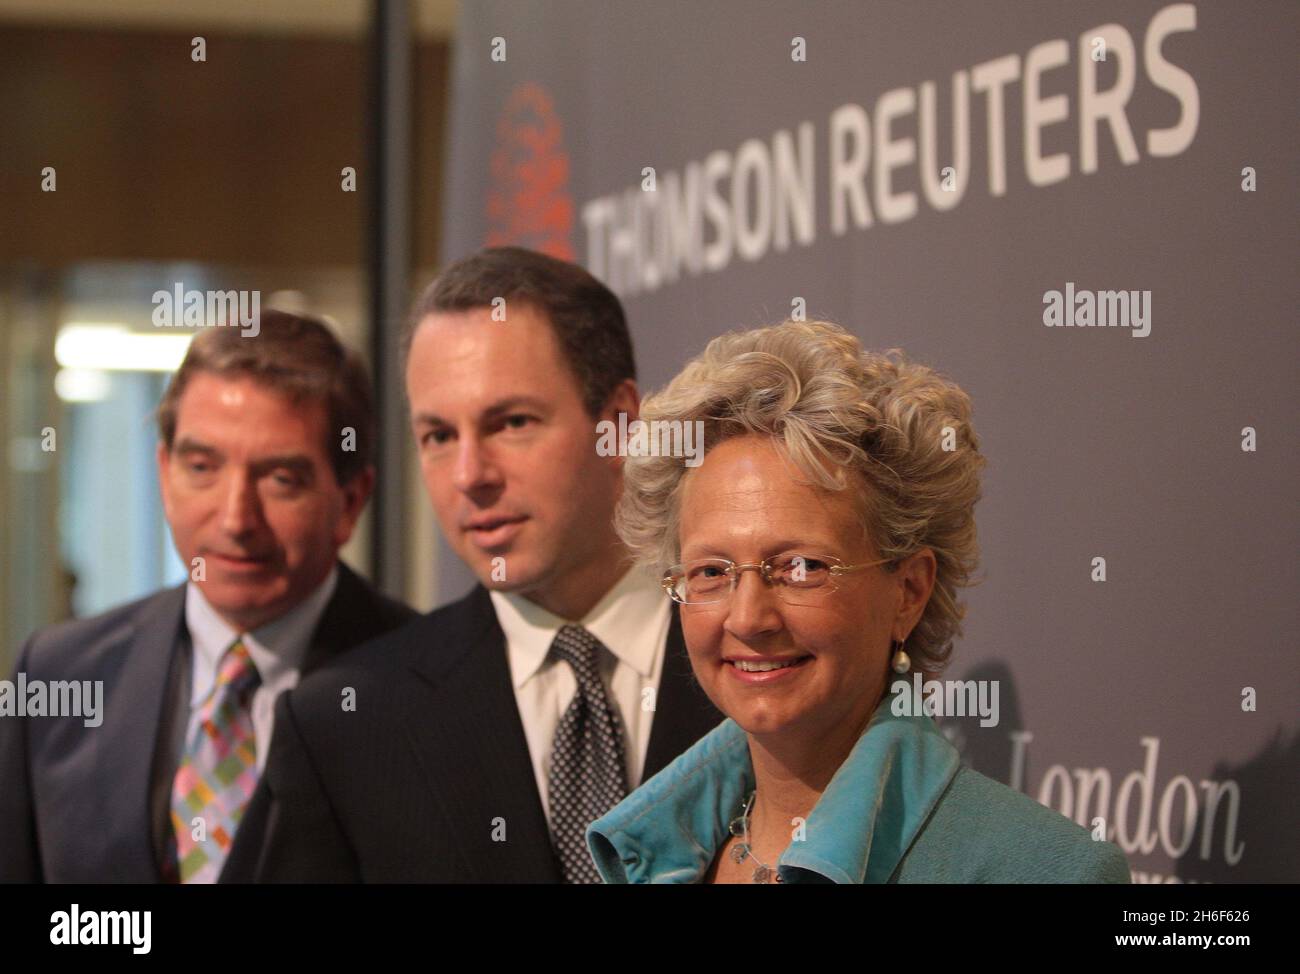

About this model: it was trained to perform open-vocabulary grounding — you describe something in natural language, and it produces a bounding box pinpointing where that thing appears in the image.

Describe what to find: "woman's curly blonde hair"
[615,319,986,673]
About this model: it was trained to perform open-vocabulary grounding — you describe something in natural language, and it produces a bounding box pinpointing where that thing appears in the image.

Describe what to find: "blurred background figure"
[0,311,415,882]
[0,0,459,662]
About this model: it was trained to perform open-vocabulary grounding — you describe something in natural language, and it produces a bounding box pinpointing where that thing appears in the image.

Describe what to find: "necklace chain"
[726,789,783,884]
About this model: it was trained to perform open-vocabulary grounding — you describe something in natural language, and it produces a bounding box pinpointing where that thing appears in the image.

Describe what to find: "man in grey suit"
[0,310,414,883]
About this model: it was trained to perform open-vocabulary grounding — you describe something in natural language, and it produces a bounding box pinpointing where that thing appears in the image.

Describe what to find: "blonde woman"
[586,320,1130,884]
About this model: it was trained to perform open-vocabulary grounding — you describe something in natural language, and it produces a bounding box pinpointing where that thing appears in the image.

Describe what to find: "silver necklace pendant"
[733,788,783,883]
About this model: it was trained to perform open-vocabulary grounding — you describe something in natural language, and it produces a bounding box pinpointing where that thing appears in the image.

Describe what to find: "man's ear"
[596,379,641,474]
[343,465,376,516]
[602,378,641,425]
[334,465,376,547]
[156,441,174,520]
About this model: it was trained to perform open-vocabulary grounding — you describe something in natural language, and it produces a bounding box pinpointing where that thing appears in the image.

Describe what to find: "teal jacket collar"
[587,695,962,883]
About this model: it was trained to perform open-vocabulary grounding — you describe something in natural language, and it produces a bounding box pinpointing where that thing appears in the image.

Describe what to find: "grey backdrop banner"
[435,0,1298,882]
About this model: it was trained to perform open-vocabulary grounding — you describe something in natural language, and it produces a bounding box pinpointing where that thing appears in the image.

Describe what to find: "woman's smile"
[723,653,814,684]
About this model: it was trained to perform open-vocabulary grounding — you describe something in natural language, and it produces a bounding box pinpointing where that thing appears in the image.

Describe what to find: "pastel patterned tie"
[546,625,628,884]
[170,638,261,883]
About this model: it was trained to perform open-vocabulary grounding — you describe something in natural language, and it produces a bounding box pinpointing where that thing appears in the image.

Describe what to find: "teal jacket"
[587,696,1131,883]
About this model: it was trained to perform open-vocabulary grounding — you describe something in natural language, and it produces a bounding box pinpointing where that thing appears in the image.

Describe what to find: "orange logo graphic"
[486,82,576,260]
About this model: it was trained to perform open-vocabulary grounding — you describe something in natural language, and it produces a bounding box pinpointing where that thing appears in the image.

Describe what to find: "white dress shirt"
[183,566,338,773]
[490,565,671,821]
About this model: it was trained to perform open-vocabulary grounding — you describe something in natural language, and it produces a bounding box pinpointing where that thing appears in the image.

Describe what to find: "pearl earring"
[891,639,911,674]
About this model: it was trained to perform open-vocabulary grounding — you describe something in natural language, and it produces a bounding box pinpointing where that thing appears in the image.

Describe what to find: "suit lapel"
[96,586,186,882]
[643,605,724,780]
[394,588,718,880]
[222,563,412,883]
[402,587,561,882]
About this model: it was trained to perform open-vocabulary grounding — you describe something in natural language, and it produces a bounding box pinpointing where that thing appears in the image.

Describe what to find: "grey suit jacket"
[0,562,414,883]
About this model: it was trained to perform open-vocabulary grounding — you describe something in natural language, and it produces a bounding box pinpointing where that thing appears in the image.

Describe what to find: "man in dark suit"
[0,311,414,883]
[239,247,722,882]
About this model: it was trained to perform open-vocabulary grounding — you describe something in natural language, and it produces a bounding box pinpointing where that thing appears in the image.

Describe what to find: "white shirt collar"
[184,565,339,708]
[490,564,667,688]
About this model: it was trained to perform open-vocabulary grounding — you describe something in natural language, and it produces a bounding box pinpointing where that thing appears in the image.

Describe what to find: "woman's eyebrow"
[681,539,836,557]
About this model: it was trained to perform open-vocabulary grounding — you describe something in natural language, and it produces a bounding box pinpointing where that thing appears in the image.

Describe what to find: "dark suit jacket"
[232,584,723,882]
[0,562,414,883]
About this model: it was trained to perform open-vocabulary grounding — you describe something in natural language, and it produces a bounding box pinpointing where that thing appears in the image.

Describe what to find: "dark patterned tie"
[546,624,629,883]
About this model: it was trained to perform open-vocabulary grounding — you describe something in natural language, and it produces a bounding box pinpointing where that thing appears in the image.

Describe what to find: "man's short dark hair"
[158,310,374,485]
[407,246,636,417]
